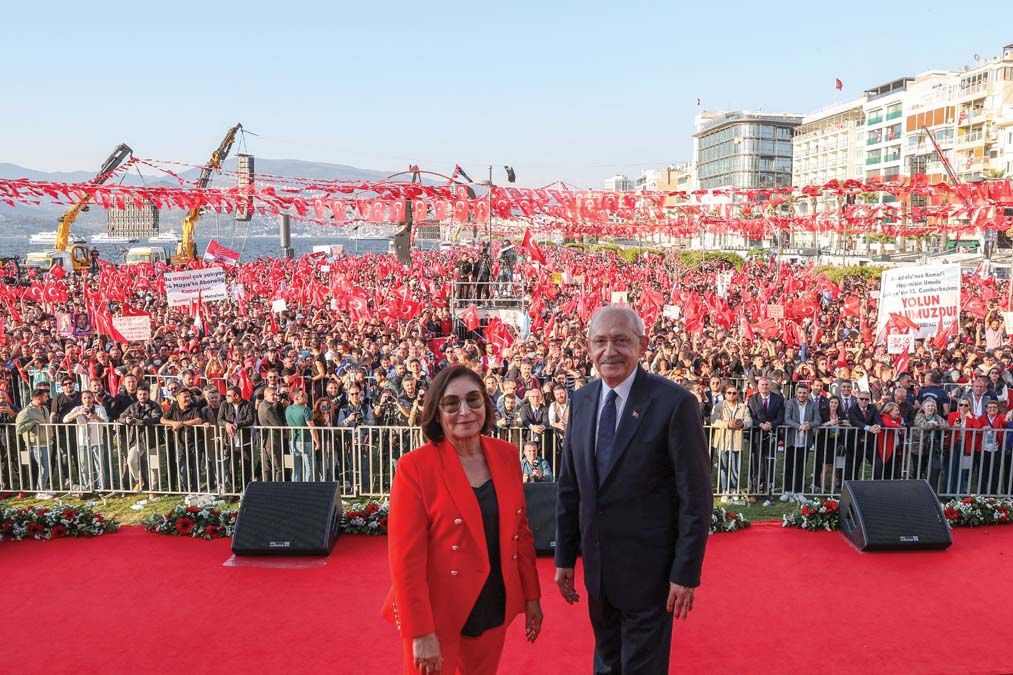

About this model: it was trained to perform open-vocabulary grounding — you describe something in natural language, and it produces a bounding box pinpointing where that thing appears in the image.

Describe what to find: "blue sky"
[3,1,1011,187]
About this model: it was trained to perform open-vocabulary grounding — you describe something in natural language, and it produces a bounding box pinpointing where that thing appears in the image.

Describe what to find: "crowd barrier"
[2,421,1011,501]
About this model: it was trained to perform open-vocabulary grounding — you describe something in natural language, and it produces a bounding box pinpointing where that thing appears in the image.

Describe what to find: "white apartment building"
[603,174,634,192]
[952,45,1013,181]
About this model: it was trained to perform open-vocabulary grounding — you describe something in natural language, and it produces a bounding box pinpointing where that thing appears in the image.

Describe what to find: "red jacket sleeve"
[504,444,541,603]
[386,452,435,638]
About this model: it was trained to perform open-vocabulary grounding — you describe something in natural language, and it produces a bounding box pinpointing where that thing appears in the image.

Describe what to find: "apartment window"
[883,146,901,163]
[885,123,902,142]
[867,109,883,125]
[867,149,882,165]
[867,129,882,145]
[886,103,902,120]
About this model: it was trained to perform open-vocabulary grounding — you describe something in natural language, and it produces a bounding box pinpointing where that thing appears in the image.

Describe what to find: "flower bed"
[782,498,840,531]
[1,503,119,542]
[942,496,1013,528]
[144,503,238,540]
[710,507,750,534]
[343,500,388,535]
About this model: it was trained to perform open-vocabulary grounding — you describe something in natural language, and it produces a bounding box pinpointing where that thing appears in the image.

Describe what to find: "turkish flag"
[842,296,861,317]
[412,199,428,224]
[520,229,547,265]
[461,304,480,332]
[49,264,66,280]
[888,312,920,333]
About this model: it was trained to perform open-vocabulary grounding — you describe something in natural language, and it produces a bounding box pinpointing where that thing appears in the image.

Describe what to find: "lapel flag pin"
[632,410,639,418]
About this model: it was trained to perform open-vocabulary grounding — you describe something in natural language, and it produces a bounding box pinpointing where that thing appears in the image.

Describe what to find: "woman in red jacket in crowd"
[875,402,905,480]
[945,397,981,494]
[382,365,542,674]
[976,399,1007,495]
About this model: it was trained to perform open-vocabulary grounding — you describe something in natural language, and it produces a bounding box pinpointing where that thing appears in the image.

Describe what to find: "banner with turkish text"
[876,264,960,343]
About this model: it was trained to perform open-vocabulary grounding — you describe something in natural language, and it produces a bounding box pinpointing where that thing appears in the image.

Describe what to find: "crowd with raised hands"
[1,242,1012,498]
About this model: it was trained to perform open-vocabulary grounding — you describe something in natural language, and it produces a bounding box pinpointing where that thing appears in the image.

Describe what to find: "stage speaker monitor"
[839,480,951,551]
[232,482,342,556]
[524,481,558,555]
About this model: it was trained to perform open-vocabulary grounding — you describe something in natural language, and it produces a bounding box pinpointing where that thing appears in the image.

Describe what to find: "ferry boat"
[91,233,139,244]
[149,229,182,243]
[29,231,86,245]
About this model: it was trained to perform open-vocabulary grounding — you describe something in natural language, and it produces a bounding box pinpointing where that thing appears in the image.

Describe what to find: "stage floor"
[4,523,1013,674]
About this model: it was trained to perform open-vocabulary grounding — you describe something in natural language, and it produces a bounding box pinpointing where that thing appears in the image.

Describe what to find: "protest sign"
[876,264,960,342]
[164,267,228,307]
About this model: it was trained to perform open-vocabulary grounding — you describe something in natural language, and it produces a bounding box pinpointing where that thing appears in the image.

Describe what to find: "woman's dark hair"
[420,365,495,443]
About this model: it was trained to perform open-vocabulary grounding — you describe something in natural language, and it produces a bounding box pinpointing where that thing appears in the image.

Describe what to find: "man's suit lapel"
[600,368,654,486]
[581,380,602,490]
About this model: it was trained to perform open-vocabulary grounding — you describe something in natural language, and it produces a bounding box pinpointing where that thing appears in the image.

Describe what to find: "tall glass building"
[694,111,804,190]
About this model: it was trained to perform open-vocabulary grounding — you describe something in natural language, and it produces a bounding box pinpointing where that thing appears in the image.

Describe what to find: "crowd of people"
[2,242,1012,500]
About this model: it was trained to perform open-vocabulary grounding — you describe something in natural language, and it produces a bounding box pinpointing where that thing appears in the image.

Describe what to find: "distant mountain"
[0,158,402,231]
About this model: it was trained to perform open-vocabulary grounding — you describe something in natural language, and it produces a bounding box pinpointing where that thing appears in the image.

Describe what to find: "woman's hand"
[412,633,442,674]
[524,599,543,643]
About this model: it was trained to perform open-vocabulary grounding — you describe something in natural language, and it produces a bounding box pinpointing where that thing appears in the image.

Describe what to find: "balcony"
[866,156,881,165]
[958,132,984,145]
[886,109,903,121]
[883,153,901,163]
[866,135,881,146]
[866,115,883,126]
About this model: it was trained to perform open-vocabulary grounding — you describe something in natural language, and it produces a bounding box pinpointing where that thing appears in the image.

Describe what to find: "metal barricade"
[6,419,1009,503]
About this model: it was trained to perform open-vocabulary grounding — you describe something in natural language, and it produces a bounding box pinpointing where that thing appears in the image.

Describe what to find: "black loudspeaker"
[839,480,951,551]
[232,482,342,556]
[523,481,558,555]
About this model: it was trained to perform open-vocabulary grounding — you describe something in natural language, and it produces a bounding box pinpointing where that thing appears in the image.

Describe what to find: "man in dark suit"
[846,391,881,482]
[555,306,712,675]
[746,377,785,504]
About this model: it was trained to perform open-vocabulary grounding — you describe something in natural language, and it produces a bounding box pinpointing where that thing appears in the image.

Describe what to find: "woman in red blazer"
[945,397,981,494]
[382,365,542,674]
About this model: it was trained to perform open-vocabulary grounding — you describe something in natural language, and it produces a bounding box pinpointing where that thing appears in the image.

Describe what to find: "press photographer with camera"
[374,386,408,426]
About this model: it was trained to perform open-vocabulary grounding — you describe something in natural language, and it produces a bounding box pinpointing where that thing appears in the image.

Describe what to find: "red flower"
[61,508,78,520]
[94,514,105,523]
[228,512,238,520]
[801,506,812,516]
[1,519,13,534]
[824,500,839,512]
[962,497,975,504]
[35,509,48,517]
[175,517,196,535]
[379,516,389,531]
[205,525,221,537]
[27,521,45,537]
[726,512,737,519]
[211,509,220,516]
[50,524,68,538]
[366,502,380,514]
[944,506,959,521]
[186,506,200,514]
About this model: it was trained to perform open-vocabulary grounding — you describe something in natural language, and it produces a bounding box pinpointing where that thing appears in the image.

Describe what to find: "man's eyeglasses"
[590,336,634,350]
[725,390,738,395]
[440,392,485,414]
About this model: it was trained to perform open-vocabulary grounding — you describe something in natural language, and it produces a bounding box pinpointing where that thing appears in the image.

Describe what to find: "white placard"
[610,291,629,305]
[232,284,245,302]
[663,305,681,320]
[112,315,152,342]
[767,304,784,320]
[163,267,228,307]
[271,299,288,313]
[887,334,914,355]
[876,264,960,343]
[715,271,733,299]
[1003,312,1013,335]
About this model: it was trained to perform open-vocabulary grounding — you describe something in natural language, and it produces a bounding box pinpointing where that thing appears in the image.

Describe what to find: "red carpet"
[4,524,1013,674]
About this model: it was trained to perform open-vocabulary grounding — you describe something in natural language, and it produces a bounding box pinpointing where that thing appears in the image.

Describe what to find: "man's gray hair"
[587,305,646,338]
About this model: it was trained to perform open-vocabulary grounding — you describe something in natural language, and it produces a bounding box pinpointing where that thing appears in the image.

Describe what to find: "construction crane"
[25,143,132,274]
[171,123,242,265]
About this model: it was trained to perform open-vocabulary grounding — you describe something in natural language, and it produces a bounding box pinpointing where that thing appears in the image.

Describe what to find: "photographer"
[337,387,375,427]
[406,385,426,427]
[374,386,408,427]
[64,390,109,492]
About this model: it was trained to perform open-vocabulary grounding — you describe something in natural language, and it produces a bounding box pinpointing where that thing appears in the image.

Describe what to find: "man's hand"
[666,583,696,620]
[555,567,580,604]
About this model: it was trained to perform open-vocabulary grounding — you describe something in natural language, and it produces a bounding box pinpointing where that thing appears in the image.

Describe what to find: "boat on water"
[345,223,396,240]
[29,231,86,245]
[149,229,182,243]
[91,233,139,244]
